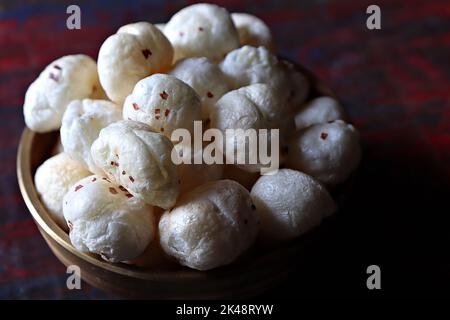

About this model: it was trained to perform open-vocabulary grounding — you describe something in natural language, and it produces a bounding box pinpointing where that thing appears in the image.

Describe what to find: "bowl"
[17,63,348,299]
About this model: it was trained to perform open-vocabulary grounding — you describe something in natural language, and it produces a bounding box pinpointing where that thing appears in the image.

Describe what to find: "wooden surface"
[1,0,450,299]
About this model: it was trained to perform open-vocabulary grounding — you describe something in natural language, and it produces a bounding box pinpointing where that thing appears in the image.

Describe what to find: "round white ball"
[210,83,293,172]
[34,153,91,230]
[164,3,240,62]
[287,120,361,185]
[123,73,202,140]
[63,175,154,262]
[23,54,100,133]
[169,57,230,120]
[231,13,275,52]
[91,120,179,209]
[159,180,259,270]
[60,99,121,174]
[294,96,346,130]
[250,169,336,242]
[220,46,309,110]
[98,22,173,104]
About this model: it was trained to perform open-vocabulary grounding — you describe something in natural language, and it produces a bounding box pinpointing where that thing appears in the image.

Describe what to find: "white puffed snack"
[210,83,292,172]
[23,54,100,133]
[231,13,275,52]
[220,45,309,110]
[123,74,202,139]
[287,120,361,185]
[91,120,179,209]
[169,57,230,120]
[63,175,154,262]
[250,169,336,242]
[164,3,240,62]
[159,180,259,270]
[98,22,173,104]
[294,96,346,130]
[60,99,121,174]
[34,153,90,230]
[174,143,224,194]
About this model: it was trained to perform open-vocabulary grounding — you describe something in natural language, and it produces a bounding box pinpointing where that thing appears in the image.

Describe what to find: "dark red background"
[1,0,449,299]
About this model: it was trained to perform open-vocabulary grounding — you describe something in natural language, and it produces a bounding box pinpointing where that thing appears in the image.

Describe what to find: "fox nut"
[159,180,259,270]
[123,73,202,140]
[287,120,361,185]
[60,99,121,174]
[220,46,309,109]
[295,96,346,130]
[23,54,100,133]
[231,13,275,52]
[34,153,91,230]
[164,3,240,62]
[169,57,230,120]
[210,83,293,173]
[63,175,154,262]
[90,120,179,209]
[98,22,173,104]
[250,169,337,242]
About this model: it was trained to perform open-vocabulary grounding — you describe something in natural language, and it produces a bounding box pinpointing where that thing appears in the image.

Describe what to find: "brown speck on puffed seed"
[53,65,62,70]
[155,108,161,119]
[129,176,135,182]
[198,27,204,31]
[132,102,140,110]
[164,109,170,117]
[49,72,59,82]
[142,49,152,59]
[159,91,168,100]
[118,185,127,192]
[160,127,164,132]
[102,177,111,183]
[125,193,133,198]
[207,91,214,98]
[91,177,97,182]
[74,185,83,192]
[320,132,328,140]
[109,187,118,195]
[122,170,126,175]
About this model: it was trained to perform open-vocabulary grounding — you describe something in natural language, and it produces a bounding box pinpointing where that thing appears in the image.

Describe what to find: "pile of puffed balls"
[26,4,361,271]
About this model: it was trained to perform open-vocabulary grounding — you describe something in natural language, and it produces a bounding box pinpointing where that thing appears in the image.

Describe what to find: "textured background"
[1,0,449,299]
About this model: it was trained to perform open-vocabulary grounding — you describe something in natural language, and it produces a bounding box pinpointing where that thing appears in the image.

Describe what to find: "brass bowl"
[17,64,347,299]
